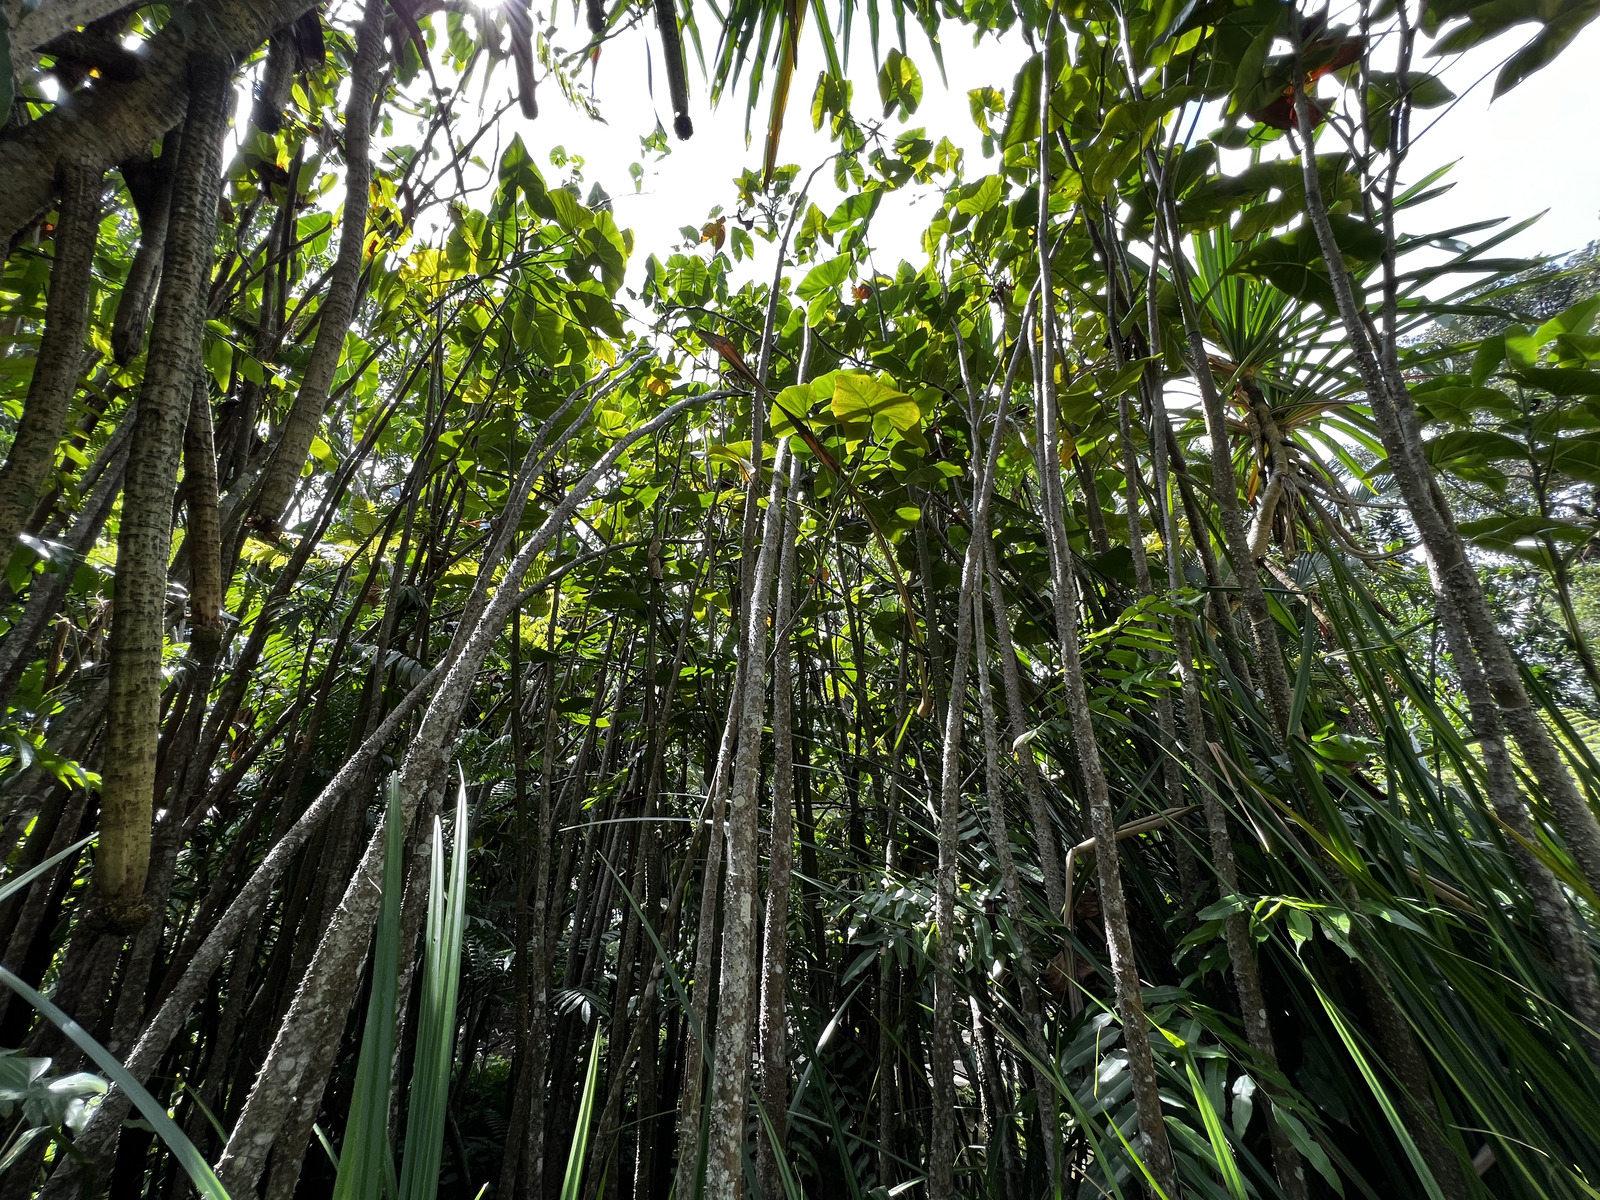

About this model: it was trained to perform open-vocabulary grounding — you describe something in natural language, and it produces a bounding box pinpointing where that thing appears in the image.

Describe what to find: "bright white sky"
[479,12,1600,299]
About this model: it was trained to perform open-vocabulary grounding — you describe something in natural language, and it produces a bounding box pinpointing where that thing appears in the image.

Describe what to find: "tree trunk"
[184,368,224,663]
[705,440,791,1200]
[97,54,230,931]
[0,163,100,553]
[0,0,319,240]
[1139,243,1309,1200]
[755,453,802,1200]
[1036,46,1176,1188]
[1154,191,1295,737]
[214,392,715,1196]
[1290,71,1600,905]
[111,127,180,365]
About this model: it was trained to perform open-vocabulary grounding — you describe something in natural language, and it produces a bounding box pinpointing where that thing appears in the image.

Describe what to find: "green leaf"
[1230,227,1337,309]
[1512,366,1600,396]
[1185,1052,1248,1200]
[1197,894,1248,922]
[796,255,850,302]
[0,835,94,905]
[568,287,622,337]
[1274,1106,1344,1196]
[877,47,922,119]
[830,372,919,432]
[956,174,1003,216]
[1423,428,1525,468]
[1407,72,1456,107]
[1231,4,1287,114]
[1534,293,1600,346]
[768,384,817,438]
[1457,515,1588,565]
[1504,324,1541,368]
[1495,6,1599,96]
[1553,434,1600,484]
[1413,384,1518,424]
[967,86,1004,135]
[396,771,471,1200]
[561,1034,604,1200]
[1471,335,1506,385]
[1000,53,1041,151]
[546,187,592,235]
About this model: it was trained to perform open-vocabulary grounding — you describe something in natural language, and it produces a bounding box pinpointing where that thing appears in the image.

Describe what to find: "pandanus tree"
[2,1,1600,1200]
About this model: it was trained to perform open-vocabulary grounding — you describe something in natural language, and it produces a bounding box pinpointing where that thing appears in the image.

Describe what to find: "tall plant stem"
[98,54,231,931]
[755,417,804,1200]
[1139,227,1309,1200]
[1152,188,1295,739]
[246,0,386,530]
[0,164,100,552]
[1036,24,1177,1196]
[704,439,791,1200]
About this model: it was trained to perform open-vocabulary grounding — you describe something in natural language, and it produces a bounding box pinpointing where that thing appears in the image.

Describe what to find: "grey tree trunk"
[928,507,979,1200]
[705,439,791,1200]
[111,128,179,365]
[928,325,1016,1200]
[1288,61,1600,1061]
[1138,243,1309,1200]
[184,368,224,663]
[672,690,737,1200]
[1154,192,1296,737]
[755,452,802,1200]
[1035,46,1176,1187]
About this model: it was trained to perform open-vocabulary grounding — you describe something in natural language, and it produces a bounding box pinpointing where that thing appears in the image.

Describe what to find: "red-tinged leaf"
[1304,35,1365,80]
[698,330,760,386]
[1248,89,1330,131]
[772,399,842,476]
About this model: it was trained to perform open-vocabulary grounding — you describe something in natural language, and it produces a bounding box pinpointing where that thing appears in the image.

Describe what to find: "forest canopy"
[1,2,1599,1200]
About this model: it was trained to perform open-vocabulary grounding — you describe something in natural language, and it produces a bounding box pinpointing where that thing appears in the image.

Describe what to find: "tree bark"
[1138,239,1310,1200]
[184,368,224,663]
[1289,76,1600,903]
[755,452,801,1200]
[0,163,100,553]
[672,692,735,1200]
[0,0,319,239]
[1288,27,1600,1055]
[97,54,230,931]
[705,440,791,1200]
[1036,47,1176,1189]
[111,128,180,365]
[1154,193,1296,737]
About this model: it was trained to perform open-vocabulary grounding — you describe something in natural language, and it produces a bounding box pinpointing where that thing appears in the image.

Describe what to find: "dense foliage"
[1,1,1599,1200]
